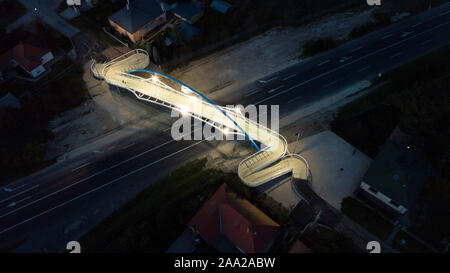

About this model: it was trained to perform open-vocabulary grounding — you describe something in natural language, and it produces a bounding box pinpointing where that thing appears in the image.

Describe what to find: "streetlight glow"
[180,106,189,116]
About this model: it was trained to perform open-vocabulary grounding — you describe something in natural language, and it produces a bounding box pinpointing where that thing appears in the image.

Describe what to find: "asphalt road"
[0,3,449,252]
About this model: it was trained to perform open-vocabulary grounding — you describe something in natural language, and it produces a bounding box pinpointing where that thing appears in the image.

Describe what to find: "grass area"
[70,16,123,47]
[349,11,391,39]
[301,38,339,57]
[0,61,88,184]
[341,197,394,240]
[300,225,361,253]
[0,237,27,253]
[332,45,450,157]
[0,0,26,27]
[334,45,450,249]
[68,0,127,46]
[80,158,291,252]
[392,230,433,253]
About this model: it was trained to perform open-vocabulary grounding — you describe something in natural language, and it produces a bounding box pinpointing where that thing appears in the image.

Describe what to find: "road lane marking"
[122,142,136,149]
[351,46,363,52]
[317,60,331,66]
[282,74,296,81]
[411,22,422,27]
[381,33,392,39]
[421,39,432,45]
[339,56,352,63]
[254,20,450,105]
[0,139,209,235]
[245,89,262,97]
[440,10,450,16]
[2,184,27,192]
[71,162,91,172]
[401,31,414,37]
[288,96,303,104]
[2,18,450,235]
[7,196,32,208]
[358,66,371,72]
[0,137,179,219]
[258,76,278,84]
[390,52,403,58]
[0,185,40,203]
[268,85,284,93]
[323,80,338,88]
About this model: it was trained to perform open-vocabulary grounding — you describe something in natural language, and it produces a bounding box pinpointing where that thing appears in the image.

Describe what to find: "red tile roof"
[188,183,280,253]
[0,42,50,72]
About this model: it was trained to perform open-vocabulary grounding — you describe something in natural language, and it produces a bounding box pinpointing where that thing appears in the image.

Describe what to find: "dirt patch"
[46,99,116,159]
[169,7,381,95]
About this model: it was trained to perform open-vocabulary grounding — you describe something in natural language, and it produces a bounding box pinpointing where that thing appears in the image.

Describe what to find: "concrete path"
[293,130,372,210]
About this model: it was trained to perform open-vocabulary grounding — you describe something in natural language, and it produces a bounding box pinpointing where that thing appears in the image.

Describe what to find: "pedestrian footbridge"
[91,49,309,187]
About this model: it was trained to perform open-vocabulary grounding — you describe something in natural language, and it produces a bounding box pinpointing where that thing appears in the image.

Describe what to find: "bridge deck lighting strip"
[127,69,261,151]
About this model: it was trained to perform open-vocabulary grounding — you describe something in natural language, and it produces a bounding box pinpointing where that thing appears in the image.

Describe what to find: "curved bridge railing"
[91,50,309,187]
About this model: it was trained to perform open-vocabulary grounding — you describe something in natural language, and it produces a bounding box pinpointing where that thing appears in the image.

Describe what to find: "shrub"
[301,38,338,57]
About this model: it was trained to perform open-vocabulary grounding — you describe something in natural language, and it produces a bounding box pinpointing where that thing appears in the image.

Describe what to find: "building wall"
[41,51,54,65]
[28,64,46,78]
[108,19,137,43]
[359,182,408,215]
[109,13,167,44]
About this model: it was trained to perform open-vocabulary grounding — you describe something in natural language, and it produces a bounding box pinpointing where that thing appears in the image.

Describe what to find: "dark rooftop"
[109,0,163,34]
[172,2,203,22]
[363,140,430,209]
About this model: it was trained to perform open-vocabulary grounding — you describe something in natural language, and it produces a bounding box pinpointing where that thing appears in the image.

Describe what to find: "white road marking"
[7,196,32,208]
[258,76,278,84]
[245,89,262,97]
[0,185,40,203]
[71,162,91,172]
[282,74,296,81]
[401,31,414,37]
[440,10,450,16]
[317,60,331,66]
[339,56,352,63]
[358,65,371,72]
[421,39,432,45]
[0,137,179,219]
[351,46,363,52]
[411,22,422,27]
[323,80,338,88]
[381,33,392,39]
[2,19,450,235]
[267,85,285,93]
[122,142,136,149]
[288,96,303,104]
[390,52,403,58]
[2,184,27,193]
[0,139,209,235]
[254,20,450,105]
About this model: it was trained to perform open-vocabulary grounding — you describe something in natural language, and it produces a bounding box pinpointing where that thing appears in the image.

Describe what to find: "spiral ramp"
[91,49,309,187]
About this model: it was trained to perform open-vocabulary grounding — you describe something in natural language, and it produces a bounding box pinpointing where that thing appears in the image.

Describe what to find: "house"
[171,2,204,24]
[108,0,167,43]
[210,0,232,14]
[0,42,54,78]
[66,0,99,11]
[188,183,280,253]
[0,92,21,110]
[288,239,313,253]
[358,127,430,218]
